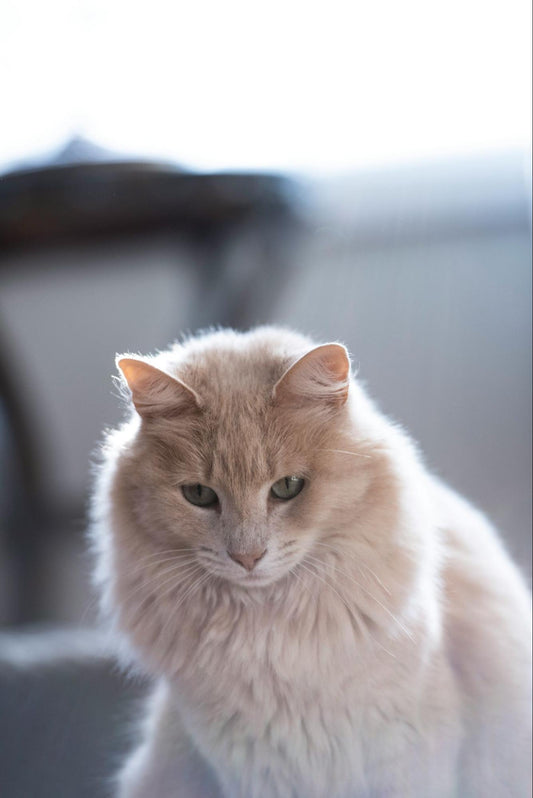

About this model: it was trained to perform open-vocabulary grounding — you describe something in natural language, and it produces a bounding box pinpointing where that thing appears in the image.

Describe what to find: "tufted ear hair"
[273,343,350,408]
[116,357,201,419]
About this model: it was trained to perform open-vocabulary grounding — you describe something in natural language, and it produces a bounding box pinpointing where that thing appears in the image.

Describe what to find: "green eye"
[271,476,305,500]
[182,484,218,507]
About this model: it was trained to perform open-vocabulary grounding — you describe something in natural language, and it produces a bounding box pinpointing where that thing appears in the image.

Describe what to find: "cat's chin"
[227,571,285,588]
[203,564,292,590]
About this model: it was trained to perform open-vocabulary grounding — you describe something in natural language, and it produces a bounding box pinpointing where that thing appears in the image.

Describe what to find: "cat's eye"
[271,476,305,500]
[181,484,218,507]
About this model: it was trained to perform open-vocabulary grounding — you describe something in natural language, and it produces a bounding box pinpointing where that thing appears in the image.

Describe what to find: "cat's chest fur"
[162,581,454,798]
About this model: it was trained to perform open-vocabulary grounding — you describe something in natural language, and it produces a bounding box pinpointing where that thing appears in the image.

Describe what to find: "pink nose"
[228,549,267,571]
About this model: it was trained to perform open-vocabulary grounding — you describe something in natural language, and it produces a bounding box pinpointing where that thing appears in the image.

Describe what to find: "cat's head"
[106,327,371,590]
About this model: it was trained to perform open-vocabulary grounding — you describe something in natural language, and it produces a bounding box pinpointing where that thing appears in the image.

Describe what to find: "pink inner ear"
[117,357,201,418]
[273,343,350,405]
[320,345,350,382]
[117,358,155,392]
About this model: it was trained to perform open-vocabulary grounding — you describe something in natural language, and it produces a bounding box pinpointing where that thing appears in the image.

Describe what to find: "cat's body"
[91,327,531,798]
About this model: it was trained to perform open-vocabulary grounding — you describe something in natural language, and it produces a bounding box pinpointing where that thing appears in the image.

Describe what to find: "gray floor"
[0,629,150,798]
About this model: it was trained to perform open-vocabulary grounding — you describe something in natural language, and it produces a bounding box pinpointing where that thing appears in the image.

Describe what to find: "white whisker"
[127,564,205,633]
[173,571,212,613]
[157,566,205,606]
[298,561,366,639]
[289,566,312,598]
[157,568,210,643]
[157,569,213,646]
[300,559,397,659]
[304,552,413,642]
[90,547,195,623]
[314,541,392,596]
[127,554,198,579]
[127,548,198,570]
[121,560,202,608]
[319,448,372,459]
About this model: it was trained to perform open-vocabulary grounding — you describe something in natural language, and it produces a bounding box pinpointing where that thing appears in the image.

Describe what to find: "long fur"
[90,326,532,798]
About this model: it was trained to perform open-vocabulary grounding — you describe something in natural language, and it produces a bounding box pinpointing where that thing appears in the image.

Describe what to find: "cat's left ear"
[116,357,201,418]
[273,343,350,407]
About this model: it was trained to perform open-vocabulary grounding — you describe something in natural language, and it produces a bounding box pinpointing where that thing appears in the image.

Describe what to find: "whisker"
[319,448,372,460]
[158,570,213,642]
[120,560,201,607]
[313,541,392,596]
[300,559,397,660]
[127,554,198,578]
[133,546,196,562]
[298,561,365,638]
[125,558,198,592]
[80,552,199,624]
[197,553,222,566]
[125,564,205,631]
[157,566,205,606]
[304,553,413,642]
[127,548,198,568]
[173,571,212,613]
[357,562,392,597]
[289,566,312,597]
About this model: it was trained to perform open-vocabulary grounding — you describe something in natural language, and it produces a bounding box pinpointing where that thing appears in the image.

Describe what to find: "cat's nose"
[228,548,267,571]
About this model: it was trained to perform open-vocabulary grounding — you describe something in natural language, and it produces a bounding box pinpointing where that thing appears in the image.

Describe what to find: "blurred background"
[0,0,531,795]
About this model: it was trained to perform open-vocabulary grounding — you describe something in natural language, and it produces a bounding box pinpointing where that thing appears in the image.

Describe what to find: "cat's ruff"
[90,326,531,798]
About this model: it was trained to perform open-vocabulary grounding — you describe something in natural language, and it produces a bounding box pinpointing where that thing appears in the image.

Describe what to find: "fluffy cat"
[91,326,532,798]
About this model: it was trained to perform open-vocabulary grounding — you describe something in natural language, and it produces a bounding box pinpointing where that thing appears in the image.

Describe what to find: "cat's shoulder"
[430,477,530,608]
[431,478,526,584]
[429,477,531,694]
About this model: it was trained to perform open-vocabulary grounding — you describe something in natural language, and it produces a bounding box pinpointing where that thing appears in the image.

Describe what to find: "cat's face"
[112,329,358,590]
[159,447,314,589]
[146,409,328,589]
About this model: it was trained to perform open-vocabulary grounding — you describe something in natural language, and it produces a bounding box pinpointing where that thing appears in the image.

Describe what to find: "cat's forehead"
[160,327,310,407]
[186,351,281,406]
[175,356,310,486]
[205,409,273,492]
[197,372,293,487]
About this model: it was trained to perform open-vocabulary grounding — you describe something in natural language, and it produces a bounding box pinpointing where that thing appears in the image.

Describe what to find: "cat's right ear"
[273,343,350,408]
[116,357,201,418]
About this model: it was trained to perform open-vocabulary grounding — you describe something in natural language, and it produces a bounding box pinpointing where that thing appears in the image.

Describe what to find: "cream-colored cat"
[91,327,531,798]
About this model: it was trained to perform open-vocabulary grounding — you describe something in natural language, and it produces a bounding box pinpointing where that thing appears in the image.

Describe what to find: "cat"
[90,326,532,798]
